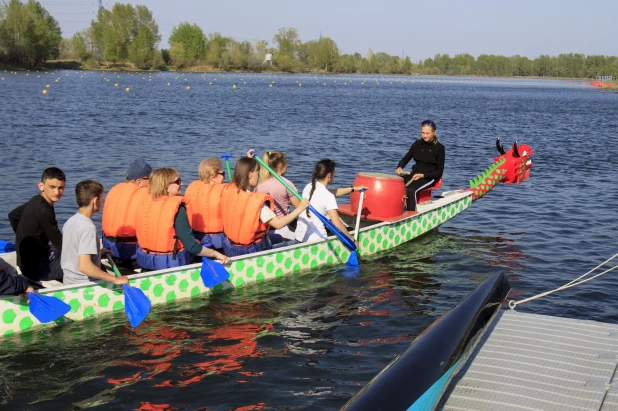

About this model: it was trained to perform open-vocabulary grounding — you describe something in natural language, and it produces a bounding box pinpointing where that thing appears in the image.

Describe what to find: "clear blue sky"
[41,0,618,61]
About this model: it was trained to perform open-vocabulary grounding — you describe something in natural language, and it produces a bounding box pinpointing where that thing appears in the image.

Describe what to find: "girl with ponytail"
[295,159,367,244]
[256,151,302,242]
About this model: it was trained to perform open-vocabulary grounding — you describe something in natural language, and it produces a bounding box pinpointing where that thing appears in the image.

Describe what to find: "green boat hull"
[0,192,471,339]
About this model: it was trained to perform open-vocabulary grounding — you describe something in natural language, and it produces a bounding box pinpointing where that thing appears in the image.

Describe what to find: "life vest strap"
[172,236,179,260]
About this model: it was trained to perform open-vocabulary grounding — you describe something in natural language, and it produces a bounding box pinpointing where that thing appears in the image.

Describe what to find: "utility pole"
[319,31,322,41]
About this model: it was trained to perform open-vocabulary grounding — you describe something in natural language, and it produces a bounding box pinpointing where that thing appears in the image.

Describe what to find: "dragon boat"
[0,139,532,340]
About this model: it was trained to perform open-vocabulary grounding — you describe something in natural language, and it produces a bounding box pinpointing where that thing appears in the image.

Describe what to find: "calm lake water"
[0,70,617,410]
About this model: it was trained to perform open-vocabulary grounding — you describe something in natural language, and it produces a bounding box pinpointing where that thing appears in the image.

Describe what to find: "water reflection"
[0,228,531,410]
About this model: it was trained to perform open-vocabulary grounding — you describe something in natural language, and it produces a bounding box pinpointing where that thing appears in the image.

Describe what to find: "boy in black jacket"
[8,167,66,282]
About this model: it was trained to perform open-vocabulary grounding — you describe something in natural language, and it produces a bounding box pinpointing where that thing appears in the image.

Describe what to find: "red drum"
[350,172,406,219]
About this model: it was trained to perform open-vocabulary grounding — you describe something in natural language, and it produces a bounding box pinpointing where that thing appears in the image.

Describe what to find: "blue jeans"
[222,236,271,257]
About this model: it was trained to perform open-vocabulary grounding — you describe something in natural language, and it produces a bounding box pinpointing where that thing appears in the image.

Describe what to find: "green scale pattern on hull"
[0,194,471,340]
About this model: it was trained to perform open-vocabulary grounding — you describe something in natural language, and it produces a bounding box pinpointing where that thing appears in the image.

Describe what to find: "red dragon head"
[495,138,533,184]
[469,139,533,201]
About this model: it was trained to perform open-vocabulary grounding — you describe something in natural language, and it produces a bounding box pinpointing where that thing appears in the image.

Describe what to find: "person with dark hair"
[256,151,302,242]
[295,159,366,244]
[135,168,230,271]
[101,159,152,267]
[61,180,129,286]
[220,152,310,257]
[8,167,66,282]
[395,119,445,211]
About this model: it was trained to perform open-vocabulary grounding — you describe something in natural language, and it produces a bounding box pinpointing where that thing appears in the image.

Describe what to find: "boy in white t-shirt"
[295,159,366,244]
[61,180,129,286]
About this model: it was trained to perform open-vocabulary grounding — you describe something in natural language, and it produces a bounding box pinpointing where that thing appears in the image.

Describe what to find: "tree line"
[2,0,617,78]
[0,0,61,66]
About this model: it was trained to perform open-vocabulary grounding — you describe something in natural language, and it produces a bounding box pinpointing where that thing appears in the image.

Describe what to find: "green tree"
[273,26,299,57]
[307,37,339,71]
[130,24,155,66]
[205,32,230,67]
[336,54,356,73]
[108,3,136,62]
[71,32,89,61]
[90,3,158,66]
[0,0,62,66]
[451,53,475,74]
[402,56,413,74]
[129,5,159,66]
[433,53,450,73]
[222,40,251,70]
[534,54,552,77]
[169,22,206,62]
[58,37,73,59]
[90,7,111,61]
[169,41,185,67]
[160,48,171,65]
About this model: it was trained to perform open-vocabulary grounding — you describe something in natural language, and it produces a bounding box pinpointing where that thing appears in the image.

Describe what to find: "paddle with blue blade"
[200,256,230,287]
[105,254,151,328]
[221,153,233,183]
[28,292,71,323]
[252,152,360,267]
[0,240,15,253]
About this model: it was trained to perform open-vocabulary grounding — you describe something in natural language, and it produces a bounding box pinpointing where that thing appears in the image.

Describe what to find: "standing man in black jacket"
[8,167,66,282]
[395,120,445,211]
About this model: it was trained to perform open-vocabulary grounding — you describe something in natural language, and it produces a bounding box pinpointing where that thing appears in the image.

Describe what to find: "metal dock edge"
[439,310,618,411]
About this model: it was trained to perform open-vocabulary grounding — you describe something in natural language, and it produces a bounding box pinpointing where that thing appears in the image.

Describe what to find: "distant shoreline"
[1,60,616,90]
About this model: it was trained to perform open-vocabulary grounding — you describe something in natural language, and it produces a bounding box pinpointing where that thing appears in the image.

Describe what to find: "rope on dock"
[509,252,618,309]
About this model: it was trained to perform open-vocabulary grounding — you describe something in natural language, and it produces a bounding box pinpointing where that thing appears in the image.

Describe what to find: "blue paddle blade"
[122,284,151,328]
[341,264,361,278]
[346,251,360,267]
[200,257,230,287]
[28,293,71,323]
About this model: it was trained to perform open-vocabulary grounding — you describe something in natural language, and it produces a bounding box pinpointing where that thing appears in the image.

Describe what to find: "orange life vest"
[184,181,226,234]
[102,183,149,240]
[221,184,275,245]
[135,195,190,254]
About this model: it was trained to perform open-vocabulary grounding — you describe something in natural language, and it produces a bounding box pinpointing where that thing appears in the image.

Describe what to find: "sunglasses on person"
[170,178,182,185]
[217,171,225,177]
[422,120,436,127]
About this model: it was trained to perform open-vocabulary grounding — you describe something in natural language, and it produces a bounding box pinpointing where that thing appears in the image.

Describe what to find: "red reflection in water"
[234,403,265,411]
[135,403,174,411]
[357,308,391,317]
[106,305,273,391]
[154,323,268,387]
